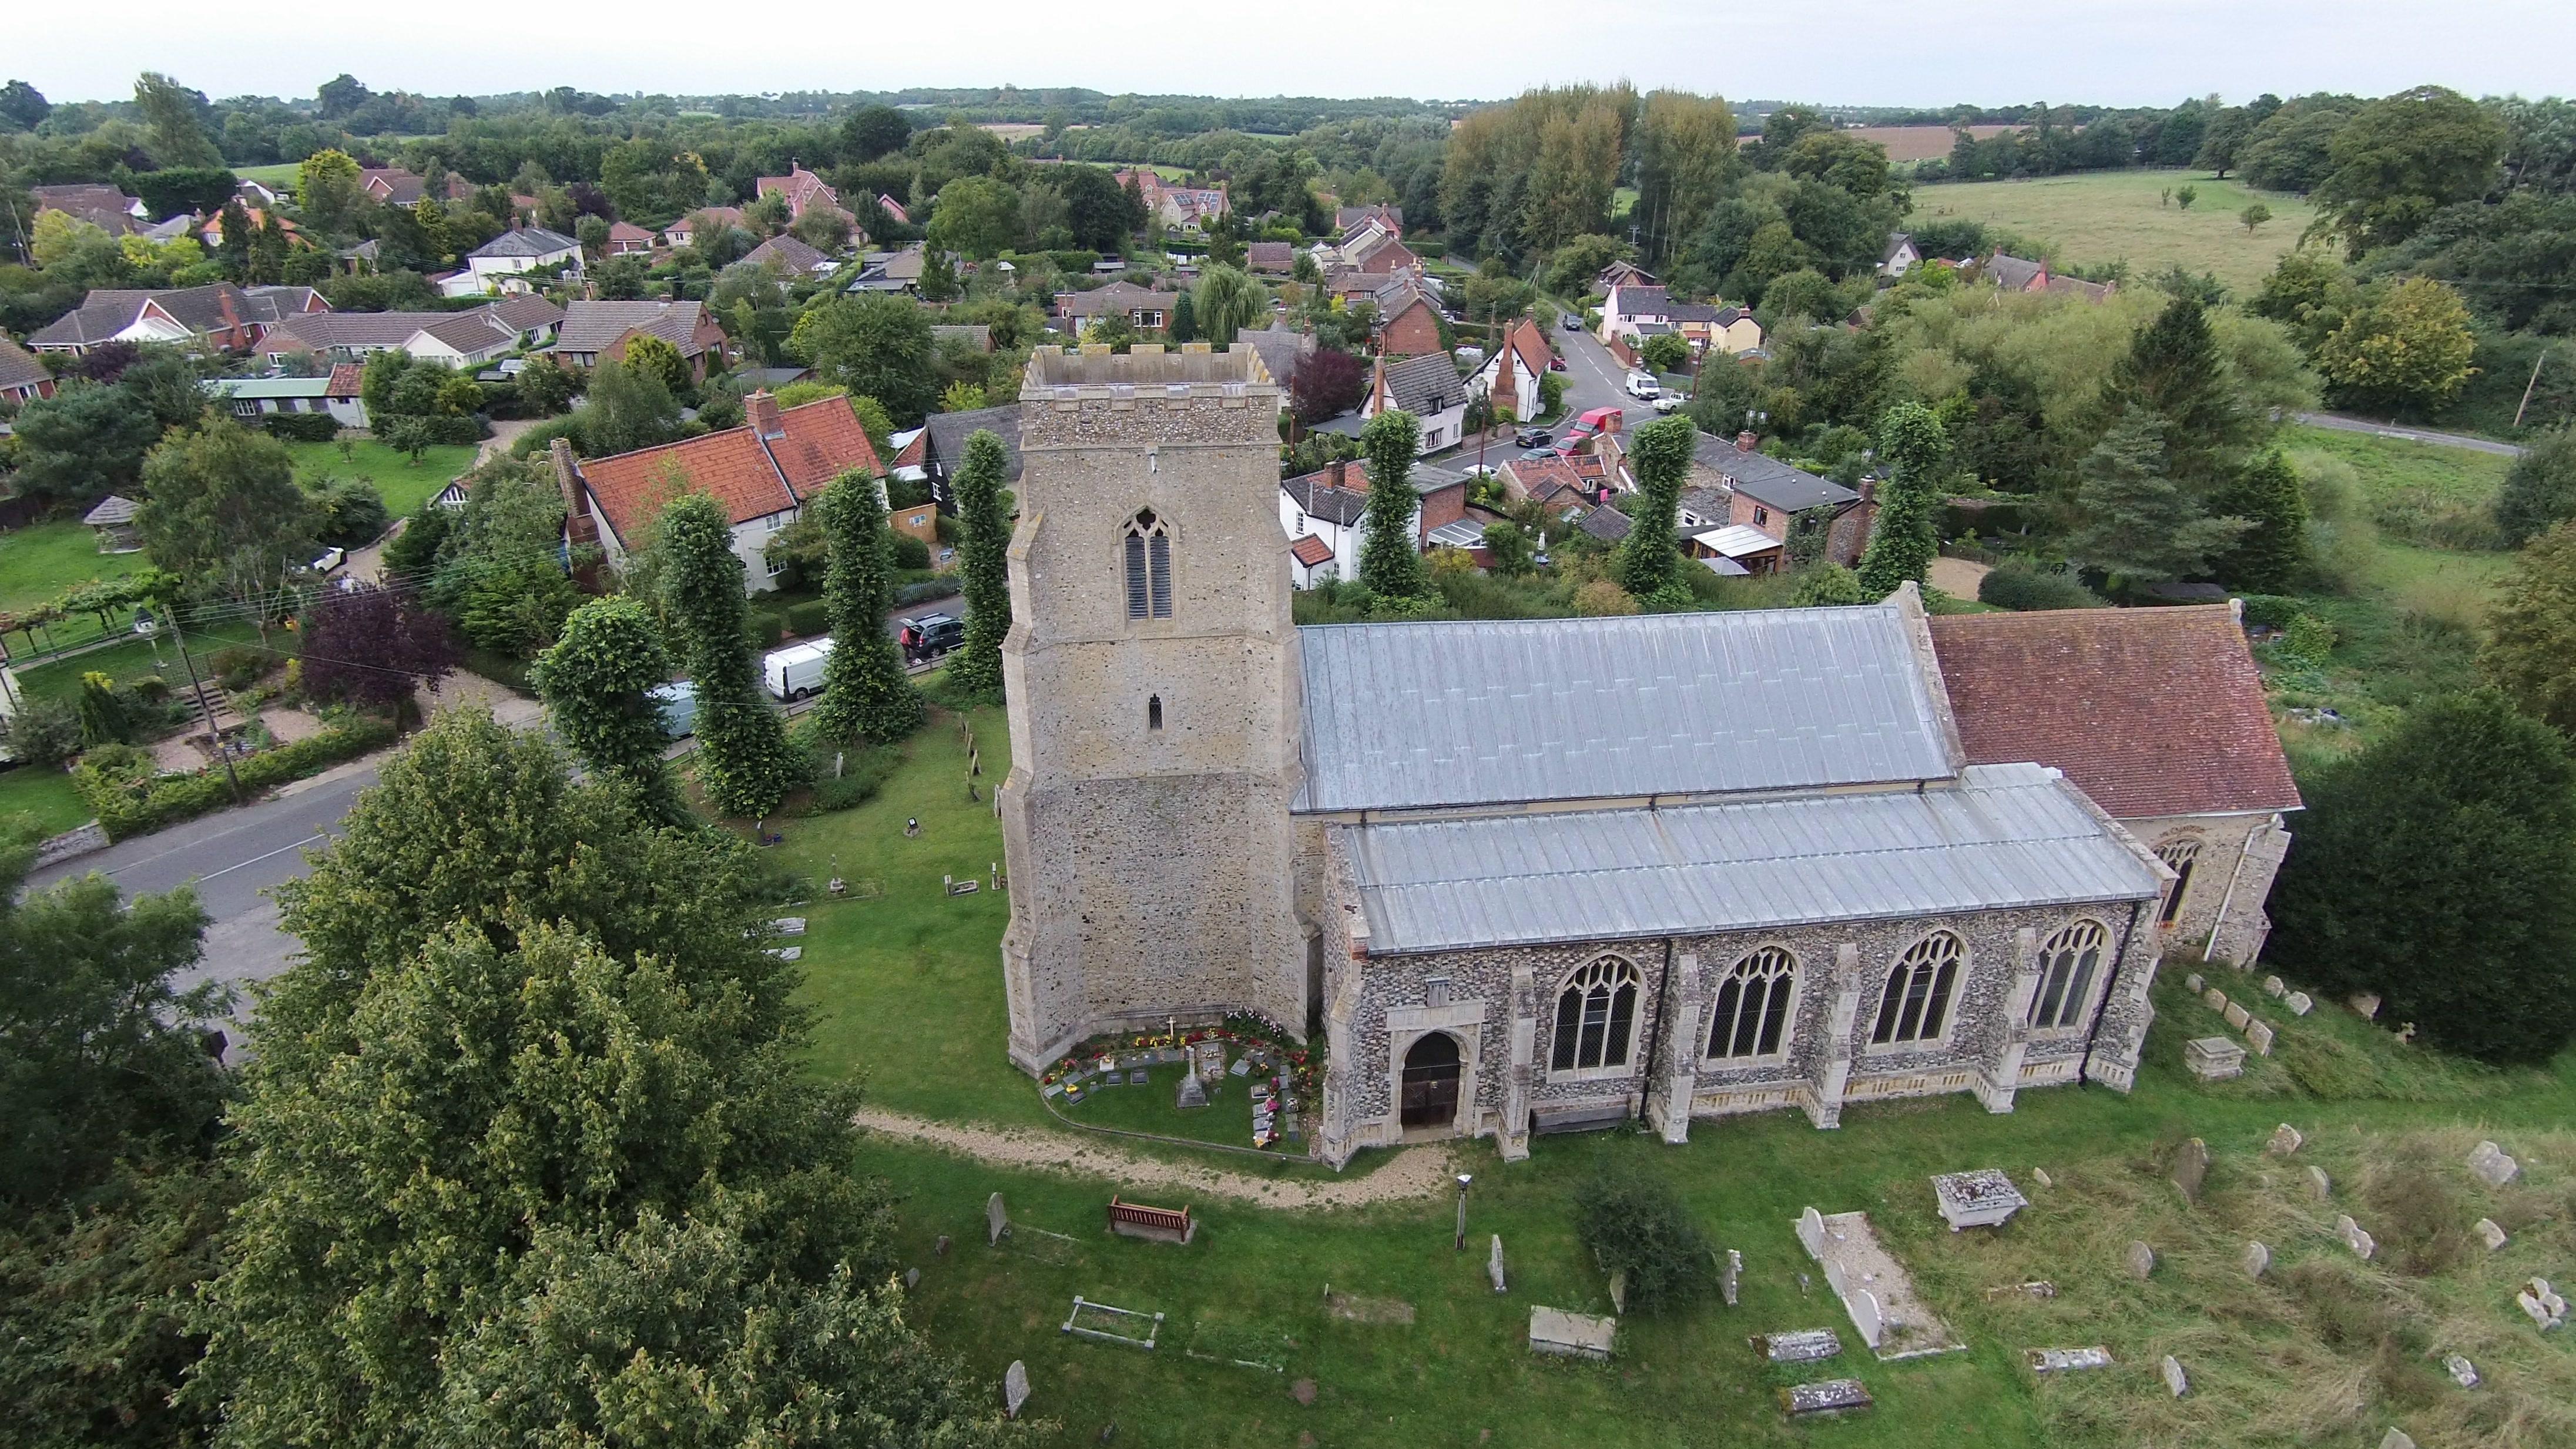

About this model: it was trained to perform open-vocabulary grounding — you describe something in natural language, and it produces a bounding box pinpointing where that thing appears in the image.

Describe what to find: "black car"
[1515,427,1551,448]
[900,612,965,661]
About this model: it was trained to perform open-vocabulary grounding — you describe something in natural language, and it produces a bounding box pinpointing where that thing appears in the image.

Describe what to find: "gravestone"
[2026,1347,2114,1373]
[1229,1057,1250,1076]
[766,945,803,962]
[1721,1249,1743,1307]
[2245,1019,2276,1056]
[1175,1072,1209,1111]
[1490,1235,1507,1293]
[2286,991,2314,1016]
[2380,1432,2416,1449]
[772,917,806,935]
[1985,1282,2057,1302]
[1126,1069,1146,1085]
[2242,1241,2270,1279]
[1290,1378,1316,1406]
[2446,1354,2478,1388]
[1931,1169,2028,1230]
[1848,1289,1883,1350]
[2468,1141,2521,1187]
[2184,1038,2245,1081]
[2268,1123,2304,1156]
[935,1235,952,1257]
[2184,972,2206,995]
[2262,975,2285,997]
[1797,1207,1827,1258]
[1004,1360,1030,1418]
[2125,1240,2156,1279]
[904,1267,920,1290]
[987,1192,1010,1246]
[1755,1328,1843,1364]
[1780,1379,1871,1416]
[1608,1272,1628,1315]
[2171,1139,2211,1204]
[2223,1001,2252,1031]
[2350,992,2381,1019]
[2307,1166,2333,1202]
[2203,987,2230,1013]
[1528,1306,1616,1361]
[2521,1276,2567,1329]
[2477,1218,2509,1252]
[2337,1215,2377,1260]
[2163,1354,2189,1397]
[2032,1168,2054,1188]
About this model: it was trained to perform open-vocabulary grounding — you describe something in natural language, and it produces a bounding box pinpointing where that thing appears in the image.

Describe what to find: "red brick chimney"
[1736,430,1759,453]
[746,389,785,439]
[1327,458,1347,490]
[552,437,599,549]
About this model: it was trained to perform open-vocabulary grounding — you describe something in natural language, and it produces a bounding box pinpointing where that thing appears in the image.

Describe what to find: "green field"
[1914,170,2318,293]
[233,162,302,191]
[285,438,481,519]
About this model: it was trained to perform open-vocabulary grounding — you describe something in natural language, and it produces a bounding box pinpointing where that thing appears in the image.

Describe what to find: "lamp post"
[1454,1173,1473,1251]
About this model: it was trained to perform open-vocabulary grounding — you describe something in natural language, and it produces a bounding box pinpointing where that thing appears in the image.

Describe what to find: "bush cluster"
[260,413,344,444]
[76,716,399,840]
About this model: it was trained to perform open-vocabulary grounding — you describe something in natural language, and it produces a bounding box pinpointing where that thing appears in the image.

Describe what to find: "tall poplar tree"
[658,493,803,817]
[1359,409,1430,601]
[1854,402,1950,597]
[945,431,1012,698]
[811,471,924,744]
[1618,415,1698,603]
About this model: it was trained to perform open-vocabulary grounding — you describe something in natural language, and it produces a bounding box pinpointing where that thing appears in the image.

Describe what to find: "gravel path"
[851,1106,1459,1209]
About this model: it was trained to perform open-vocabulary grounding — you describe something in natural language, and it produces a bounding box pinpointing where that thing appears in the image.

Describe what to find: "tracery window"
[1123,509,1171,620]
[1871,931,1964,1046]
[1707,947,1797,1060]
[1551,955,1641,1072]
[2027,920,2109,1031]
[2157,838,2201,925]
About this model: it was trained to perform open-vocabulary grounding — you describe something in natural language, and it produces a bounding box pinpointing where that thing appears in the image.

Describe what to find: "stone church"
[997,347,2300,1168]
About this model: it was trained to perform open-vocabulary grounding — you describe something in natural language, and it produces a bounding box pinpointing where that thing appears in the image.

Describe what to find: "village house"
[1980,250,2118,303]
[874,194,910,226]
[1595,259,1657,291]
[756,165,850,224]
[562,391,883,593]
[1471,318,1552,423]
[258,294,561,367]
[1056,280,1181,333]
[195,208,303,251]
[605,221,658,257]
[741,233,838,277]
[203,364,370,430]
[27,282,328,356]
[844,246,928,293]
[1330,217,1422,276]
[1683,430,1872,571]
[547,299,727,379]
[1361,351,1471,454]
[661,207,744,250]
[1278,454,1473,585]
[31,183,149,235]
[0,338,58,404]
[447,227,582,297]
[1115,170,1229,231]
[1880,232,1921,278]
[359,167,430,206]
[1335,204,1403,236]
[1245,240,1298,275]
[1371,281,1445,357]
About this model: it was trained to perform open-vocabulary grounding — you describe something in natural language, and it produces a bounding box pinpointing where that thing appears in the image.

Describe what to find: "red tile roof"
[324,363,363,397]
[1927,605,2301,821]
[576,397,883,546]
[1290,534,1336,568]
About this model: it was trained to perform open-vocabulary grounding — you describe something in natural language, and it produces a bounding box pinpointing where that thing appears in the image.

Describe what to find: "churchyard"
[776,689,2576,1447]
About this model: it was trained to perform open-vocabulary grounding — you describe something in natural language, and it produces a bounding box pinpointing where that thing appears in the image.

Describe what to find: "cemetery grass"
[1914,170,2318,293]
[284,438,481,519]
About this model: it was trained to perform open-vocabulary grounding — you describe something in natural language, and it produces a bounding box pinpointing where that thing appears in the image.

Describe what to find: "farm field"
[1853,123,2024,164]
[1914,170,2317,293]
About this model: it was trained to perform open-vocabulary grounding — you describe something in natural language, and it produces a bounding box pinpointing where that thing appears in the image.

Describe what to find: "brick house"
[1688,431,1871,568]
[1279,455,1471,583]
[1373,284,1445,358]
[26,282,328,356]
[0,338,58,403]
[605,220,657,256]
[1980,250,2117,303]
[662,207,744,250]
[548,300,727,379]
[1056,280,1181,332]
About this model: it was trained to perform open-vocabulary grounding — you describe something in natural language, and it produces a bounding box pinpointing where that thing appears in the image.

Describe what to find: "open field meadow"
[1914,170,2318,293]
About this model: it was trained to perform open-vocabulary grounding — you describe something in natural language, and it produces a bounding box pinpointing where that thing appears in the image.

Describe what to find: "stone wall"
[2128,811,2290,968]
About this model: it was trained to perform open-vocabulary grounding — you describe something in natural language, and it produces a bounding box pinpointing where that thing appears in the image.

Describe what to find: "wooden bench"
[1106,1196,1195,1245]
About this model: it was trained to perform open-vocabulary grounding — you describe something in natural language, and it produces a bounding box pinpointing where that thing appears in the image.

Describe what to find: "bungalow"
[449,227,582,297]
[662,207,744,250]
[844,246,928,293]
[605,220,658,257]
[259,297,555,367]
[0,338,56,403]
[1502,454,1610,514]
[1245,240,1297,275]
[27,282,328,355]
[564,391,883,594]
[741,233,838,277]
[1880,233,1920,279]
[1360,351,1470,455]
[31,183,147,236]
[548,299,727,380]
[1688,430,1872,568]
[360,168,430,207]
[203,364,370,429]
[1470,317,1552,423]
[1278,454,1473,584]
[1056,280,1180,332]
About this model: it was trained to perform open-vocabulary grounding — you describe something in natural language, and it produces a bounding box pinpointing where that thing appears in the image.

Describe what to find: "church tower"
[998,346,1307,1074]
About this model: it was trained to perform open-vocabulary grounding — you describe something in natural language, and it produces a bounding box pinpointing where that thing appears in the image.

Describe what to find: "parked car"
[762,639,834,701]
[900,612,964,662]
[310,546,346,574]
[1515,427,1551,448]
[1548,355,1567,371]
[1652,395,1684,414]
[1561,313,1583,331]
[1520,447,1558,461]
[1625,372,1661,400]
[650,680,699,739]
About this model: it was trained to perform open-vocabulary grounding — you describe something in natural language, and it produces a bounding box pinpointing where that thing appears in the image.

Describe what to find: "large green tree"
[2062,412,2249,588]
[1191,264,1268,343]
[924,175,1024,259]
[133,71,222,170]
[2482,521,2576,736]
[944,431,1013,698]
[659,493,803,817]
[1618,415,1698,603]
[1358,410,1430,601]
[792,293,937,424]
[136,420,317,612]
[2211,450,2310,593]
[2312,85,2508,254]
[296,148,365,237]
[2495,427,2576,546]
[2312,277,2480,414]
[532,595,684,817]
[1854,403,1950,596]
[6,379,167,507]
[2268,692,2576,1065]
[810,471,924,743]
[2100,293,2250,501]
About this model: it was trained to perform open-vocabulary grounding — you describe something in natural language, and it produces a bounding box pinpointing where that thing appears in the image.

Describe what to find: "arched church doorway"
[1399,1032,1463,1131]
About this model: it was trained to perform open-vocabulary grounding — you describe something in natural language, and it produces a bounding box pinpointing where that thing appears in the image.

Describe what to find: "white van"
[762,639,834,701]
[1625,371,1661,400]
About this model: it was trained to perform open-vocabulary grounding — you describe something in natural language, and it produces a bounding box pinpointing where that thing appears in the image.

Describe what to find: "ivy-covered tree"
[532,595,684,816]
[810,472,924,744]
[1854,402,1949,596]
[1618,415,1698,605]
[2211,450,2310,593]
[944,431,1013,698]
[658,493,803,817]
[1359,409,1430,601]
[2268,691,2576,1065]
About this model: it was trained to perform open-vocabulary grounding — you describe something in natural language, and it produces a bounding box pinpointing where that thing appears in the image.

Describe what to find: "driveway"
[2289,411,2526,458]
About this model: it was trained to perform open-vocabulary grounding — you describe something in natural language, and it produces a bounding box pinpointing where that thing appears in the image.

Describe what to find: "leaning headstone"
[2446,1354,2478,1388]
[1489,1235,1507,1293]
[2203,987,2230,1013]
[2476,1218,2509,1252]
[904,1267,920,1290]
[2184,972,2206,995]
[2184,1038,2246,1081]
[1847,1289,1883,1350]
[2268,1123,2305,1156]
[2027,1346,2114,1373]
[2286,991,2314,1016]
[2032,1168,2053,1189]
[2262,975,2286,997]
[1796,1206,1827,1258]
[2171,1138,2211,1204]
[1721,1249,1743,1307]
[2162,1354,2189,1398]
[935,1234,952,1257]
[2242,1241,2270,1279]
[2307,1166,2333,1202]
[1607,1272,1628,1316]
[1003,1360,1031,1418]
[2468,1141,2521,1187]
[2245,1019,2277,1056]
[1780,1379,1872,1416]
[2337,1214,2377,1260]
[1755,1327,1843,1364]
[2380,1431,2416,1449]
[2350,992,2382,1019]
[2125,1240,2156,1280]
[2223,1001,2253,1031]
[986,1192,1009,1246]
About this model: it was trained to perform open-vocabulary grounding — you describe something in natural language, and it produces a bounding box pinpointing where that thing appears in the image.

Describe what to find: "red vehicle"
[1548,354,1567,371]
[1576,405,1624,434]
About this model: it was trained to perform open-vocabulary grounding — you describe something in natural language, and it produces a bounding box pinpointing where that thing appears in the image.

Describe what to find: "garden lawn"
[0,521,148,618]
[0,764,93,835]
[232,162,301,190]
[13,619,263,707]
[285,438,481,519]
[1914,170,2317,293]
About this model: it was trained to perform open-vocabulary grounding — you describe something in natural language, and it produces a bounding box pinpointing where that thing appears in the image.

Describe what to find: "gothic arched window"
[2157,838,2202,925]
[2026,919,2109,1031]
[1707,947,1797,1060]
[1551,955,1641,1072]
[1123,509,1172,620]
[1871,931,1964,1046]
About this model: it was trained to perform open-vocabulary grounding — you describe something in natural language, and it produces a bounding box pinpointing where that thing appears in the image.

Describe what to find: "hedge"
[2235,593,2301,628]
[78,716,400,840]
[893,578,958,608]
[1977,564,2107,612]
[783,600,830,638]
[262,412,345,443]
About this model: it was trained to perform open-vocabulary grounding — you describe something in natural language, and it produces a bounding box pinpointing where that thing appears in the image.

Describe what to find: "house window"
[2157,839,2201,925]
[1550,955,1641,1074]
[1753,506,1770,527]
[2027,920,2109,1031]
[1147,695,1163,731]
[1707,947,1797,1060]
[1870,932,1964,1046]
[1123,510,1172,620]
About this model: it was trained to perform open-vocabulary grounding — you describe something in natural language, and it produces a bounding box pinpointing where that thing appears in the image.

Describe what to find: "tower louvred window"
[1124,510,1170,619]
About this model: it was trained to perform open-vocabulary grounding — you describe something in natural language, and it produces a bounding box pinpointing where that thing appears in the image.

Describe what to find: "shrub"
[1977,564,2105,612]
[1789,563,1866,606]
[804,743,900,813]
[2283,612,2338,663]
[261,412,344,444]
[307,475,392,549]
[209,647,268,692]
[744,609,786,648]
[783,600,830,638]
[1574,578,1641,616]
[891,534,932,571]
[1575,1159,1712,1313]
[2236,593,2303,628]
[0,698,83,768]
[76,716,398,839]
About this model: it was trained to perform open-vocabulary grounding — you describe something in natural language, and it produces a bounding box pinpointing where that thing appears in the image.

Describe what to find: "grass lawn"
[233,162,302,190]
[0,764,93,834]
[285,438,481,519]
[1914,170,2317,293]
[0,521,148,619]
[779,692,2576,1448]
[14,619,263,706]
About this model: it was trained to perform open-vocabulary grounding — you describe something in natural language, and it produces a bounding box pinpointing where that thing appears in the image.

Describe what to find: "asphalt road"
[1552,321,1639,425]
[2288,411,2526,458]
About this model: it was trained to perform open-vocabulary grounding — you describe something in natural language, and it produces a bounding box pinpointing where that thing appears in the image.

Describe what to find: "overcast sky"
[14,0,2572,109]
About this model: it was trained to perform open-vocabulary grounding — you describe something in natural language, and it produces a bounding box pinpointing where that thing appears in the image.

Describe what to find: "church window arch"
[2156,837,2202,925]
[1123,509,1172,620]
[2027,919,2109,1031]
[1871,931,1964,1047]
[1550,955,1642,1074]
[1707,946,1798,1061]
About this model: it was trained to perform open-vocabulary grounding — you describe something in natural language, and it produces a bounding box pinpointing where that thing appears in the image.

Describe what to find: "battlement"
[1022,343,1277,398]
[1019,344,1279,449]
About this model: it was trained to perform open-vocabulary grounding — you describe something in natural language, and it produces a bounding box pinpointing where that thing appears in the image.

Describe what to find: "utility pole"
[2516,346,2552,431]
[167,607,242,801]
